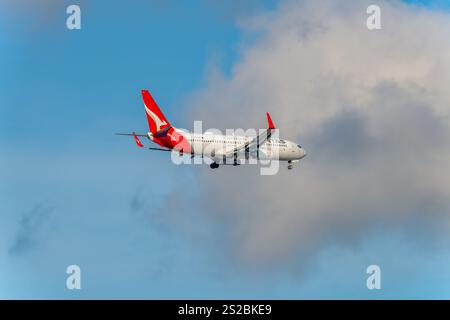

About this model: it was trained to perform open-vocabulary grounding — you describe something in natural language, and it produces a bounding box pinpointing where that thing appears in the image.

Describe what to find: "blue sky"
[1,0,450,299]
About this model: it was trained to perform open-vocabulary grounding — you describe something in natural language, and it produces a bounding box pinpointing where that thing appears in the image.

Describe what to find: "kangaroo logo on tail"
[144,105,167,132]
[141,90,171,134]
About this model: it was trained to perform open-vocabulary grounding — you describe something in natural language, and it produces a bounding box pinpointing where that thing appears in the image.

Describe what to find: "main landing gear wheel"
[210,162,219,169]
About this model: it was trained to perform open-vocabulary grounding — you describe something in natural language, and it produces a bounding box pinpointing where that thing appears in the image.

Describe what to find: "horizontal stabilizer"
[115,132,145,148]
[149,147,172,152]
[153,126,172,138]
[115,133,147,137]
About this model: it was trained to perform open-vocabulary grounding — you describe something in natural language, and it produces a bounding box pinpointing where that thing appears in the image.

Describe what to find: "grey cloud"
[130,187,145,215]
[9,204,54,256]
[129,184,210,238]
[129,187,171,235]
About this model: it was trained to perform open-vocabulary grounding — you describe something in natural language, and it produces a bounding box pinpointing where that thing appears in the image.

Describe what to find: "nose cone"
[299,147,307,159]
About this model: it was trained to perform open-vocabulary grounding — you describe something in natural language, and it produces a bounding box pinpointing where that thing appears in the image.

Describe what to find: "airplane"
[116,90,306,170]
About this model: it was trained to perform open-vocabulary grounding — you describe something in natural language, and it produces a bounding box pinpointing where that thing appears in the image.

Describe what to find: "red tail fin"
[141,90,171,134]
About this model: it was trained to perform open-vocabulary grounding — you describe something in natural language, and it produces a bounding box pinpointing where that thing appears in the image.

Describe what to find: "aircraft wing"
[218,112,276,158]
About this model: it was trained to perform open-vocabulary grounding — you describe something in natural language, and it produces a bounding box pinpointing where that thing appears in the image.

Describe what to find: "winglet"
[266,112,275,129]
[132,132,144,148]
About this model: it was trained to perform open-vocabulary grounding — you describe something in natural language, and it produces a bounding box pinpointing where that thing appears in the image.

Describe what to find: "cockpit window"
[297,145,302,148]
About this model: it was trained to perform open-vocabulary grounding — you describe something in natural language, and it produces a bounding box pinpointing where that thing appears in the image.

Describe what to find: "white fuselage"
[179,131,306,162]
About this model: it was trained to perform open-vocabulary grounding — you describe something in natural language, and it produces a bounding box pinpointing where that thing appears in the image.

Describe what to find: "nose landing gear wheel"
[288,160,293,170]
[210,162,219,169]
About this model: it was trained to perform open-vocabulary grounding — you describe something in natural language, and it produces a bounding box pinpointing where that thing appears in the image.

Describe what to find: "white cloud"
[184,0,450,266]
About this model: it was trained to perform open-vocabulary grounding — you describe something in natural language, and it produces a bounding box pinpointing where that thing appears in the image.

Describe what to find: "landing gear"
[288,160,293,170]
[233,152,239,166]
[210,162,219,169]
